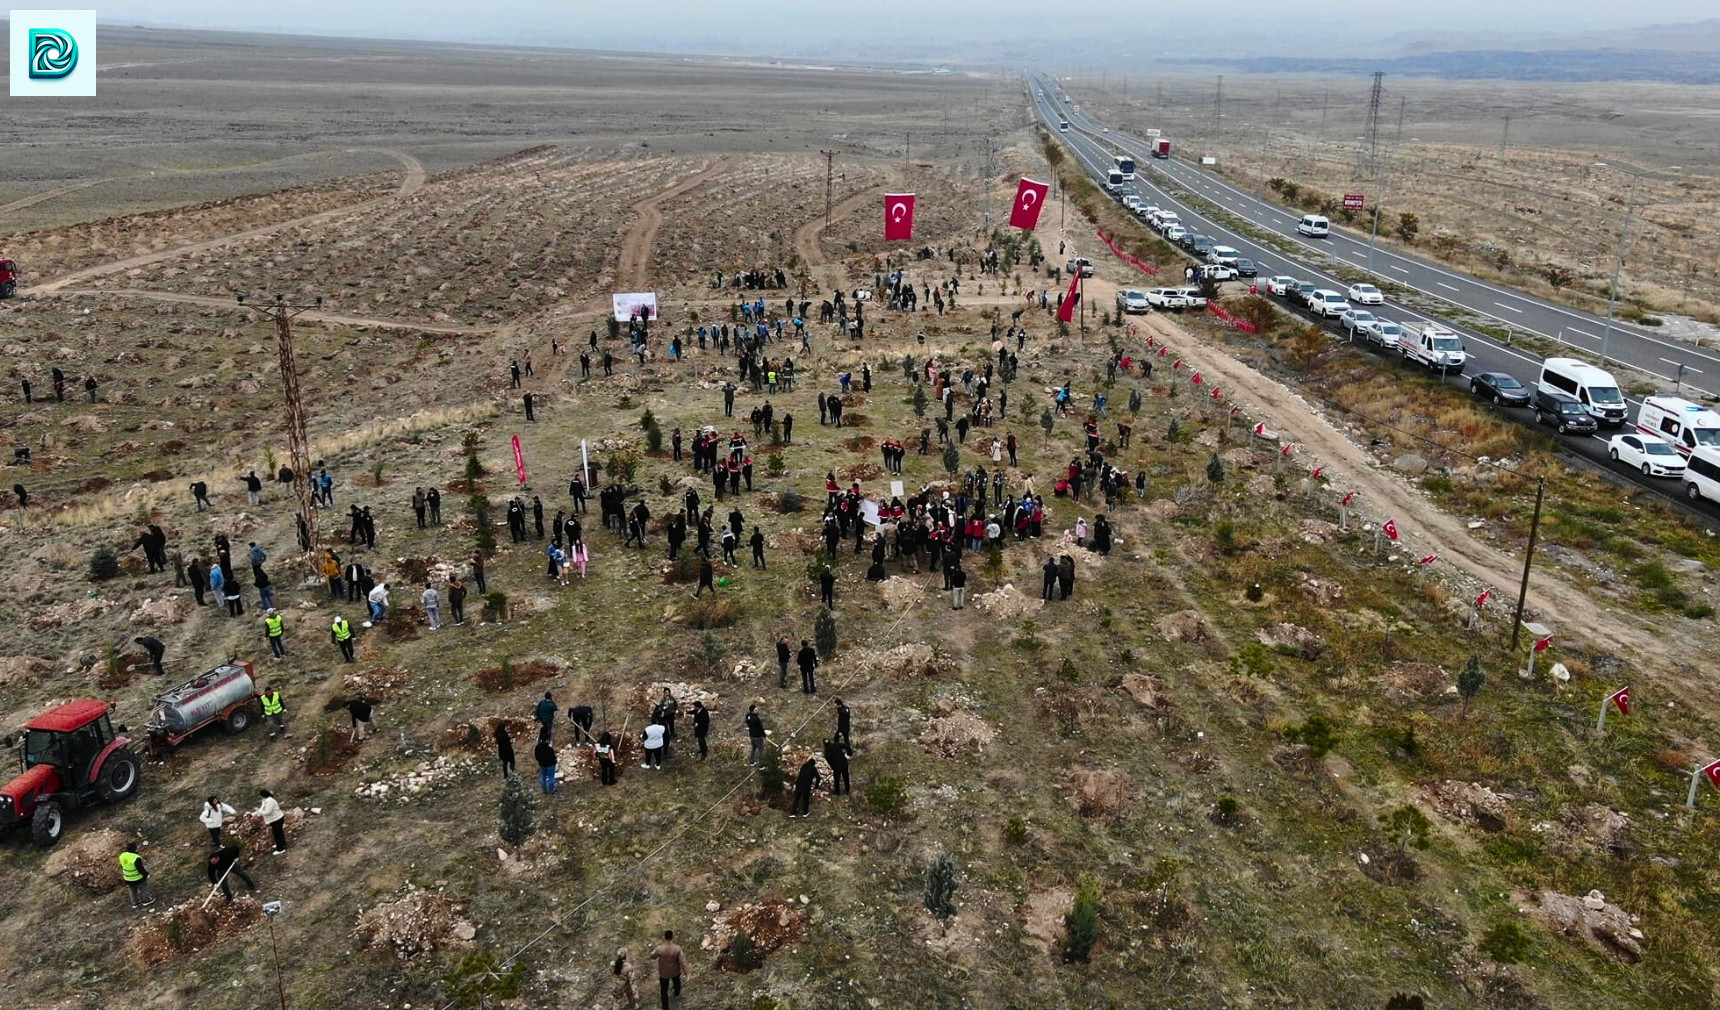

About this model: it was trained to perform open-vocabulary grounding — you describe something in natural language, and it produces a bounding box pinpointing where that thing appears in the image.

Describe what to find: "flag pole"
[1690,762,1706,809]
[1596,692,1610,733]
[1510,477,1546,652]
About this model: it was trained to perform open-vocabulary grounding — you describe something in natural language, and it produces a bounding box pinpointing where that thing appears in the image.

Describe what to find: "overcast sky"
[26,1,1720,59]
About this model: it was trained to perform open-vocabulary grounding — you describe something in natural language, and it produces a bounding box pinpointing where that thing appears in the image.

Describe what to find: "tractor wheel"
[95,746,142,803]
[31,801,64,846]
[0,281,14,299]
[225,704,254,735]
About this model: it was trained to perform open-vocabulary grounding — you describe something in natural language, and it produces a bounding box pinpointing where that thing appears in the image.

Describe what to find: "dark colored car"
[1470,371,1530,407]
[1233,258,1258,278]
[1191,236,1216,257]
[1532,389,1599,434]
[1291,282,1320,308]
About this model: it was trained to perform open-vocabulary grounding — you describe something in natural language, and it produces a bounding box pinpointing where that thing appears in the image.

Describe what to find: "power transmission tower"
[1211,75,1224,154]
[237,292,322,570]
[821,150,837,231]
[1354,71,1384,181]
[1500,115,1511,164]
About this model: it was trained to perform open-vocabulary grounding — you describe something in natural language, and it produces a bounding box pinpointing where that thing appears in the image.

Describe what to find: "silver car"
[1116,289,1151,314]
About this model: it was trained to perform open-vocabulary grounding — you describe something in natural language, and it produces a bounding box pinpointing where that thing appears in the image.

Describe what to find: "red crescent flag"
[1609,687,1631,716]
[1533,633,1553,653]
[1229,404,1240,415]
[1158,346,1168,357]
[1382,518,1400,541]
[511,434,527,485]
[1341,490,1357,507]
[1252,421,1267,437]
[883,193,916,241]
[1281,443,1294,457]
[1704,759,1720,791]
[1419,554,1438,566]
[1172,359,1182,371]
[1211,387,1222,401]
[1191,371,1202,385]
[1056,268,1082,323]
[1311,466,1324,480]
[1009,178,1050,230]
[1147,336,1157,348]
[1475,588,1493,609]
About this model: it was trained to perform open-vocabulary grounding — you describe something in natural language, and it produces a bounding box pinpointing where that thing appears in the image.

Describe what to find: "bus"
[1112,154,1136,180]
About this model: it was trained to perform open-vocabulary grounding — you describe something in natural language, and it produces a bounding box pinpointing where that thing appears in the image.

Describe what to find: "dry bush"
[683,598,740,629]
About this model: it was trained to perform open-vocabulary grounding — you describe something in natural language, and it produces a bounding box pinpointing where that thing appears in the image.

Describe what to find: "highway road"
[1025,75,1720,521]
[1035,74,1720,400]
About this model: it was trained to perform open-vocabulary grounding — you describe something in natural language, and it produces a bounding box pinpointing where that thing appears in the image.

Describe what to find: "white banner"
[612,292,658,322]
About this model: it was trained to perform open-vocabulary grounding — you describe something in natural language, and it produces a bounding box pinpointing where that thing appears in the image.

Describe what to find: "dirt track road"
[616,158,731,291]
[1140,312,1701,697]
[25,148,427,296]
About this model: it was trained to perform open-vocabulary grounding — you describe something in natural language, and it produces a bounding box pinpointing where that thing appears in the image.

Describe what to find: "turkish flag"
[1533,633,1553,653]
[1211,387,1222,400]
[1704,759,1720,791]
[1056,269,1082,323]
[1419,554,1438,566]
[1475,588,1493,609]
[1341,491,1357,506]
[1252,421,1267,437]
[883,194,916,241]
[1158,346,1168,357]
[1172,359,1182,371]
[1281,443,1294,457]
[1382,518,1400,541]
[1010,178,1050,230]
[1610,687,1631,716]
[1191,371,1202,385]
[1311,466,1324,480]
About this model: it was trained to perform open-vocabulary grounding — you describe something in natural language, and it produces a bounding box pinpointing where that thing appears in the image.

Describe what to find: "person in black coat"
[822,738,850,796]
[694,557,715,598]
[692,701,711,760]
[835,698,853,753]
[797,639,819,695]
[790,758,821,818]
[776,636,792,689]
[134,636,166,676]
[1042,557,1060,601]
[495,724,515,779]
[818,565,836,609]
[206,844,257,902]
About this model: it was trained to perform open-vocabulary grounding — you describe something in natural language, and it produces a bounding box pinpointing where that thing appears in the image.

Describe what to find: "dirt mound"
[342,666,412,701]
[843,435,878,451]
[919,707,996,757]
[1417,780,1512,833]
[354,886,476,959]
[353,756,476,801]
[631,680,720,713]
[128,594,196,626]
[0,655,53,688]
[438,716,535,754]
[1021,888,1074,954]
[1140,499,1182,523]
[1296,572,1346,606]
[1255,623,1322,659]
[877,576,926,612]
[44,827,128,893]
[130,896,263,965]
[1155,610,1209,643]
[839,462,886,482]
[28,596,115,630]
[210,512,261,537]
[1069,768,1135,818]
[869,643,952,680]
[701,897,810,969]
[728,658,761,681]
[1560,804,1632,855]
[1118,674,1168,710]
[971,583,1041,621]
[226,807,310,851]
[1520,889,1643,962]
[1299,518,1342,544]
[474,658,561,694]
[1377,662,1449,699]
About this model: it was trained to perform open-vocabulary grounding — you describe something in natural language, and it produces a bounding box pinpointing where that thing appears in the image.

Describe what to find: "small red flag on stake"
[1252,421,1267,437]
[1533,633,1554,653]
[1419,553,1438,566]
[1281,443,1293,457]
[1158,346,1168,357]
[1311,465,1325,480]
[1191,371,1202,386]
[1229,404,1240,415]
[1172,359,1182,371]
[1475,588,1493,609]
[1147,336,1156,348]
[883,193,916,241]
[1340,490,1357,507]
[1009,178,1050,230]
[1211,387,1222,401]
[1704,759,1720,791]
[1056,268,1082,323]
[1609,686,1631,716]
[1382,518,1400,541]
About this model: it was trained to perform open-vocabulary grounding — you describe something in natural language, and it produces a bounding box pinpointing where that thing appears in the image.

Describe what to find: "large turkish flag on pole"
[883,194,916,241]
[1009,178,1050,230]
[1056,269,1082,323]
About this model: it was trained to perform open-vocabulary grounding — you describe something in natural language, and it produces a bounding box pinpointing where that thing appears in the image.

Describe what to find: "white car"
[1357,318,1403,350]
[1207,245,1240,266]
[1339,308,1377,336]
[1101,127,1110,133]
[1157,212,1181,230]
[1347,283,1385,305]
[1115,289,1151,314]
[1142,204,1161,220]
[1163,225,1187,243]
[1264,275,1298,297]
[1609,432,1688,477]
[1309,290,1352,318]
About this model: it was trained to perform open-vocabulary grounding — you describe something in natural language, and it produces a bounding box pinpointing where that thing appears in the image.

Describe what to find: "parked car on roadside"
[1609,432,1688,477]
[1265,275,1298,297]
[1190,235,1216,257]
[1146,288,1189,310]
[1338,308,1377,337]
[1172,287,1209,310]
[1356,318,1404,351]
[1291,282,1320,307]
[1309,290,1352,318]
[1532,388,1599,434]
[1163,225,1187,243]
[1346,283,1385,305]
[1234,258,1258,278]
[1207,245,1240,266]
[1115,289,1151,314]
[1469,371,1530,407]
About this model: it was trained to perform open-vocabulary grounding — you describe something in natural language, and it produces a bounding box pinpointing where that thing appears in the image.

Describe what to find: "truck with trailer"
[145,660,262,752]
[1151,138,1172,159]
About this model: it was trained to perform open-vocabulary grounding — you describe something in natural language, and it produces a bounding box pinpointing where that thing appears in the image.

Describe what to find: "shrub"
[777,488,803,513]
[471,493,496,554]
[645,424,663,453]
[482,591,508,621]
[1382,804,1432,854]
[757,745,787,796]
[814,606,838,660]
[1478,920,1535,964]
[1395,212,1420,244]
[1040,409,1054,435]
[1214,795,1240,825]
[1206,453,1225,484]
[924,853,960,922]
[1214,519,1237,551]
[695,629,726,676]
[1063,881,1101,962]
[1003,817,1030,845]
[1244,582,1265,602]
[498,774,538,846]
[1233,294,1279,334]
[1284,714,1338,759]
[942,442,960,474]
[445,950,525,1009]
[913,384,929,417]
[727,929,760,972]
[1384,995,1426,1010]
[766,452,786,476]
[1457,654,1485,719]
[864,774,907,815]
[88,546,120,581]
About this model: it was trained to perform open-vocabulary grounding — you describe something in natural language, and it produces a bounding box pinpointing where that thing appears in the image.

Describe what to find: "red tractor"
[0,258,16,299]
[0,700,142,846]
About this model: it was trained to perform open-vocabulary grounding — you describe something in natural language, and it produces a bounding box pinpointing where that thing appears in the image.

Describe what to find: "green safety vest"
[264,615,284,638]
[261,692,283,716]
[118,851,143,882]
[332,618,351,641]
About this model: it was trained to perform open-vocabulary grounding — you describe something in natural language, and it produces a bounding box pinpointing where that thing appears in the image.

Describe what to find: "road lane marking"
[1437,281,1461,292]
[1390,264,1409,274]
[1661,357,1705,374]
[1494,302,1523,314]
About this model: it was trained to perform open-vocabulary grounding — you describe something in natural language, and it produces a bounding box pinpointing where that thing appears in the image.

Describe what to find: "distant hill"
[1380,19,1720,57]
[1174,48,1720,84]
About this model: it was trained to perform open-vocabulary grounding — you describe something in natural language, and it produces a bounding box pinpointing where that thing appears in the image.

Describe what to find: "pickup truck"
[1196,264,1238,282]
[1401,322,1468,373]
[1066,257,1095,278]
[1172,287,1209,310]
[1146,288,1190,310]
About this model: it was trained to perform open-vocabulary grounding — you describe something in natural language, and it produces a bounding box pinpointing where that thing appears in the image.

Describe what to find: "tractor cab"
[1,699,141,846]
[0,258,16,298]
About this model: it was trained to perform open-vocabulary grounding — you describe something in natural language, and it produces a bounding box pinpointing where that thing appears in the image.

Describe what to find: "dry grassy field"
[5,29,1720,1010]
[1069,72,1720,326]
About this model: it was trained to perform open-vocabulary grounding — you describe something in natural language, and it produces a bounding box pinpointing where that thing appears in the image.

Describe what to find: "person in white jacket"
[200,796,236,847]
[251,789,288,854]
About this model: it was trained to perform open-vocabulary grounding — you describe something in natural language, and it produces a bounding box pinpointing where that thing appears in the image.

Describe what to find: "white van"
[1638,394,1720,455]
[1296,214,1330,238]
[1684,446,1720,504]
[1538,357,1628,427]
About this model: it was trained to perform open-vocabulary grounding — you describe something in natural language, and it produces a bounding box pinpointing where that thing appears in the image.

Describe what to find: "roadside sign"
[1342,194,1366,210]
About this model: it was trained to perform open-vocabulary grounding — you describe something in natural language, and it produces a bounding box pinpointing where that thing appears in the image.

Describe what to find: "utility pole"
[1354,71,1383,181]
[1319,90,1328,137]
[905,132,910,170]
[1509,478,1546,653]
[1211,74,1223,157]
[821,149,837,232]
[982,139,994,231]
[1500,115,1511,164]
[238,291,321,571]
[1395,95,1407,144]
